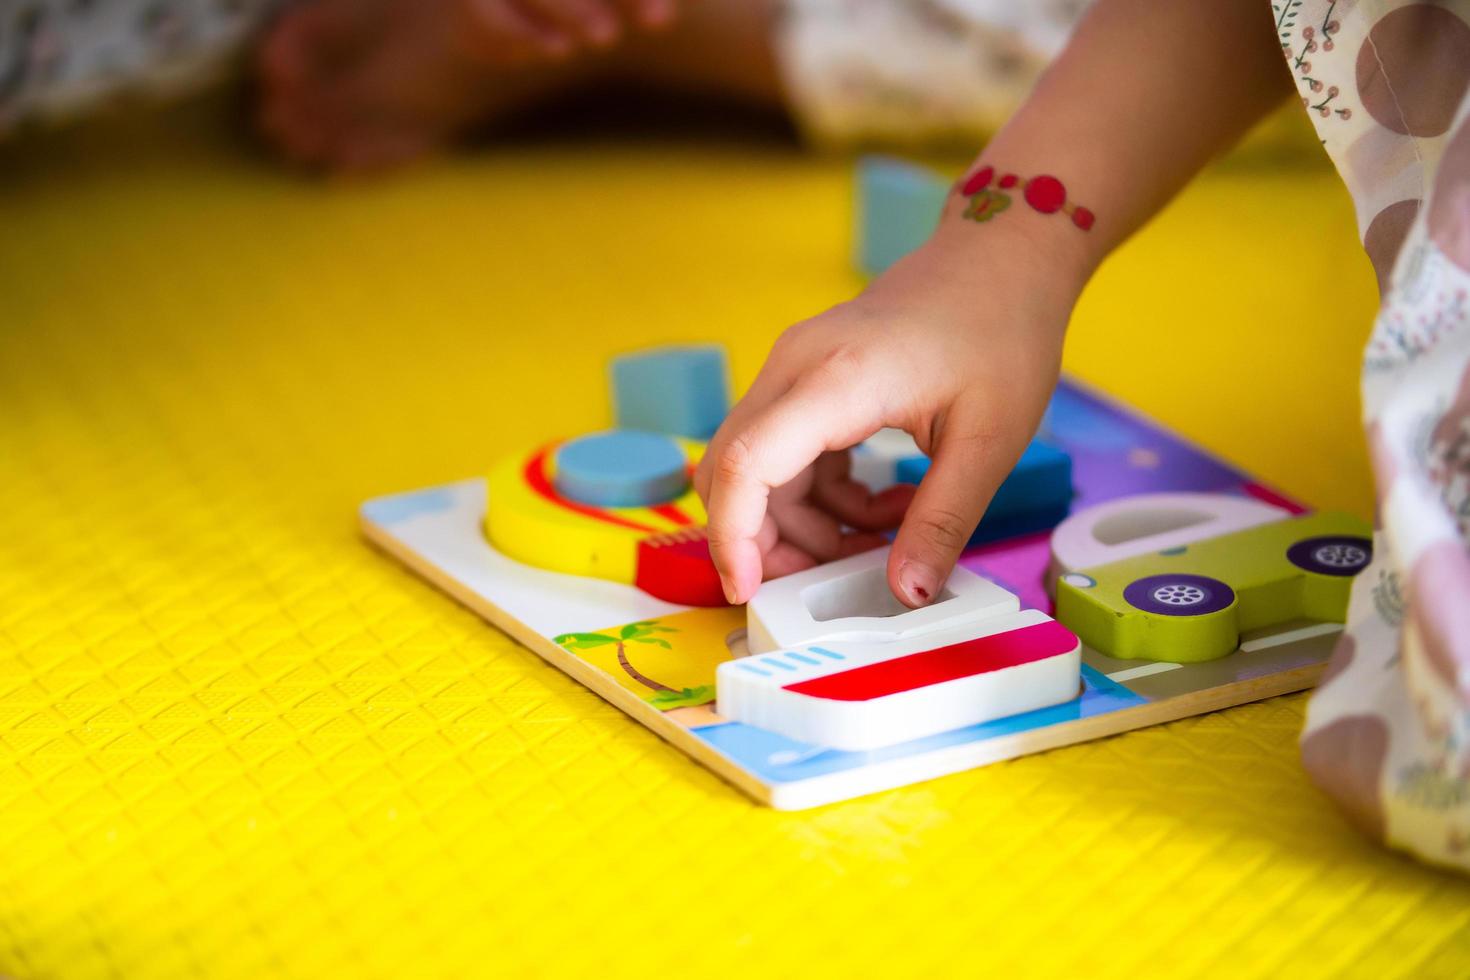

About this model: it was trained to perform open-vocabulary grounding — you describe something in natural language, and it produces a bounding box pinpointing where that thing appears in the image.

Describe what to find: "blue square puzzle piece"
[611,345,730,440]
[896,440,1074,547]
[856,156,951,277]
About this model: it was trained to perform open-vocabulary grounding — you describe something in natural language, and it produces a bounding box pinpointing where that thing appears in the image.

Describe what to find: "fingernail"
[722,577,739,605]
[897,561,939,607]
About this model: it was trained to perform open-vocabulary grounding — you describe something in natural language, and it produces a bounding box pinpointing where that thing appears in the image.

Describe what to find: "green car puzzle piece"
[1055,511,1372,663]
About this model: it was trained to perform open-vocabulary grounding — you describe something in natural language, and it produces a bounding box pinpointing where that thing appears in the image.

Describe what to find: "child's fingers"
[887,415,1008,608]
[770,499,848,561]
[755,516,878,581]
[837,532,891,558]
[613,0,676,29]
[515,0,620,46]
[693,363,796,504]
[810,451,916,531]
[762,540,819,579]
[703,378,877,604]
[464,0,570,59]
[768,495,888,570]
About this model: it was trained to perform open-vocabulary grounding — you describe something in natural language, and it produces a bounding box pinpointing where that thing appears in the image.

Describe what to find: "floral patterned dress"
[1279,0,1470,872]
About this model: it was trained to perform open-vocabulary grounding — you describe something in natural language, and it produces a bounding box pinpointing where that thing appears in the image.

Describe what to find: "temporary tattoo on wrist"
[955,165,1095,231]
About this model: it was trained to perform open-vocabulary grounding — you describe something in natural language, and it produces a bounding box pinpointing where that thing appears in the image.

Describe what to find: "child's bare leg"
[255,0,784,173]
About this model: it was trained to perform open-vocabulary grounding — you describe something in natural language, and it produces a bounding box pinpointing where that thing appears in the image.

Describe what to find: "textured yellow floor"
[2,100,1468,980]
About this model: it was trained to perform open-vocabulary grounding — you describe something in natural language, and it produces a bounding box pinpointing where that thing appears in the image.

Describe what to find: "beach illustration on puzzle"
[555,612,730,711]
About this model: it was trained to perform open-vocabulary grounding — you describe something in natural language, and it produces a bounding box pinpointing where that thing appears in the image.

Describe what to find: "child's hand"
[695,224,1087,607]
[694,0,1292,608]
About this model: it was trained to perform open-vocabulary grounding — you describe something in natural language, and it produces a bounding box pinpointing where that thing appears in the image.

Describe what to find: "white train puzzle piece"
[1047,491,1290,592]
[721,548,1082,751]
[745,547,1019,655]
[717,611,1081,751]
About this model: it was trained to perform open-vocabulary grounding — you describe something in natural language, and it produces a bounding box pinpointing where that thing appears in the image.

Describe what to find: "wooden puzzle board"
[362,379,1338,809]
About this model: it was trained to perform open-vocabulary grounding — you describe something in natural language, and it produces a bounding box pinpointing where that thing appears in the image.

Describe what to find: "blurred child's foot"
[256,0,603,172]
[256,0,783,173]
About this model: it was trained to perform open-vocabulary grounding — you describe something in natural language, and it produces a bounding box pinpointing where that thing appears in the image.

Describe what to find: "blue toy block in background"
[855,156,951,277]
[611,345,730,440]
[895,440,1074,548]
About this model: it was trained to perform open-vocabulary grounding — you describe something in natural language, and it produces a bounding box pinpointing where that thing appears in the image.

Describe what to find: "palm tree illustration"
[555,621,680,692]
[555,621,715,709]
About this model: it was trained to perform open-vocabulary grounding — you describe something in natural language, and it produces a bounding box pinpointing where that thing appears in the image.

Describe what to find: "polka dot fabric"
[1282,0,1470,874]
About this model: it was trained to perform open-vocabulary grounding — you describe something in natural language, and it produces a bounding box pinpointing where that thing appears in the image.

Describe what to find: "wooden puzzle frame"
[361,380,1339,809]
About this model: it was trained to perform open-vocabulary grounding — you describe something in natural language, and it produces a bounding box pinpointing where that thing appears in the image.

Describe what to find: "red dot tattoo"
[956,165,1095,231]
[1022,175,1065,213]
[960,165,993,196]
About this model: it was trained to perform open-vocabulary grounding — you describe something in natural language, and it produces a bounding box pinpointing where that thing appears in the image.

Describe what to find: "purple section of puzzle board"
[957,377,1300,613]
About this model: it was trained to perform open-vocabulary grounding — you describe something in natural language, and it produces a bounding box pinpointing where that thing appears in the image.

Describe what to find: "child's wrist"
[933,162,1106,288]
[922,205,1097,306]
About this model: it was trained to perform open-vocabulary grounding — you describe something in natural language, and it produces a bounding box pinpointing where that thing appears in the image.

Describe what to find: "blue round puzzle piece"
[553,431,690,508]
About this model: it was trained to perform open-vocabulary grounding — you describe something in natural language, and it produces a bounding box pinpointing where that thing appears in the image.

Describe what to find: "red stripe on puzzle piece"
[782,620,1078,702]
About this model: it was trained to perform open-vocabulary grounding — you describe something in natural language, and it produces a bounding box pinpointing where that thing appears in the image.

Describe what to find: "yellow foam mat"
[1,100,1466,978]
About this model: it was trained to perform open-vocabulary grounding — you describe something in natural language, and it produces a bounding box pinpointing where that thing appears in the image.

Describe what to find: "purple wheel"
[1123,574,1235,616]
[1286,535,1372,576]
